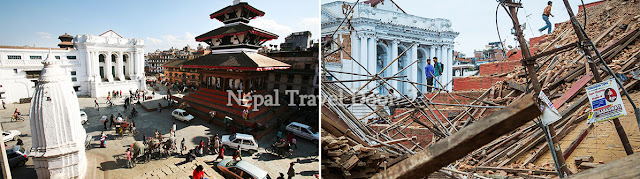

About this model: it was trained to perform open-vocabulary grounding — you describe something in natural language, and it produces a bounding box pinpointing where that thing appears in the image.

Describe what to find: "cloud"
[35,32,51,39]
[296,17,320,39]
[144,32,202,52]
[146,37,162,44]
[249,18,294,45]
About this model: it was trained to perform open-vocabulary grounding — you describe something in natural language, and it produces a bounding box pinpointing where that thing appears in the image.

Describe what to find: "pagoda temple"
[174,0,293,138]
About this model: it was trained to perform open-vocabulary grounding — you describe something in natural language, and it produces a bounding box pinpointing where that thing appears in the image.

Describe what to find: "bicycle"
[11,115,25,122]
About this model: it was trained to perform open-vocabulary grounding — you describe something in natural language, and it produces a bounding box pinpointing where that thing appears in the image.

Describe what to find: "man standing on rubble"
[425,58,435,92]
[539,1,554,34]
[433,57,443,90]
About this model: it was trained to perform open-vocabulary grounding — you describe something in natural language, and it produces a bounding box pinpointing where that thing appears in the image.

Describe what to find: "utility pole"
[560,0,634,155]
[502,1,571,177]
[0,124,11,179]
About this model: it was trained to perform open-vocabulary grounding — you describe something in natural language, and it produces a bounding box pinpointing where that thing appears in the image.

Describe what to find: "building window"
[55,56,60,59]
[71,77,77,82]
[7,55,21,59]
[275,74,281,81]
[13,69,18,73]
[67,56,76,59]
[73,86,80,92]
[26,71,41,79]
[304,64,311,70]
[30,56,42,60]
[288,75,294,83]
[71,71,76,76]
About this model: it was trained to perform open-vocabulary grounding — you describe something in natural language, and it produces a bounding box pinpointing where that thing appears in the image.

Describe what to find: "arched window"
[99,54,105,62]
[191,75,196,79]
[111,54,117,62]
[123,55,128,62]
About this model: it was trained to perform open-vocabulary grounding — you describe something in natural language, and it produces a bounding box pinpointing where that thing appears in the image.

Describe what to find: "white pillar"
[128,53,135,79]
[446,47,453,91]
[349,33,359,90]
[92,51,100,82]
[359,35,368,92]
[117,52,125,81]
[85,50,92,81]
[390,40,399,95]
[105,52,114,82]
[408,43,418,98]
[367,36,377,90]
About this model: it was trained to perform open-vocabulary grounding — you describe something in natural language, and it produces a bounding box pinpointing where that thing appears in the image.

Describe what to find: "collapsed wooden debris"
[321,0,640,178]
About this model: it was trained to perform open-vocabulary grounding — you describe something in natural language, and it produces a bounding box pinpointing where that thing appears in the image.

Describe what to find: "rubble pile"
[454,0,640,178]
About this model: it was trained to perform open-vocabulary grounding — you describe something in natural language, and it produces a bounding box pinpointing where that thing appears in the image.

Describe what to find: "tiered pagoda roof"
[188,0,289,71]
[209,2,265,24]
[58,33,74,48]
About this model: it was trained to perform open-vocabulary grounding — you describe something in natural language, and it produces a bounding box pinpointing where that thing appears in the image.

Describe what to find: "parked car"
[80,110,88,125]
[2,130,21,143]
[6,146,28,167]
[285,122,319,142]
[221,133,259,153]
[171,109,194,122]
[217,159,270,179]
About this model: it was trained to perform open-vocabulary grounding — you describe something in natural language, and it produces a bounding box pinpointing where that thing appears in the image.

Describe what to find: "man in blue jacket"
[425,59,435,92]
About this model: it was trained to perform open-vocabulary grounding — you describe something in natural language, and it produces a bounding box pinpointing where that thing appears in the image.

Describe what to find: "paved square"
[0,87,319,179]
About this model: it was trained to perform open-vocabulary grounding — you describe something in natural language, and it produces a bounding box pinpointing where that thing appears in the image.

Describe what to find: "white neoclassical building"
[322,0,459,98]
[0,30,146,102]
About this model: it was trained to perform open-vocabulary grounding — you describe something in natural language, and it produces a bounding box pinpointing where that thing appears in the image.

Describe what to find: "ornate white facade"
[322,1,459,97]
[0,30,145,102]
[29,51,87,178]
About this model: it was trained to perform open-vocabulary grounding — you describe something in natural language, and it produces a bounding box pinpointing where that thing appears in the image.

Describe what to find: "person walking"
[539,1,554,34]
[94,98,99,109]
[433,57,443,89]
[193,165,205,179]
[233,147,242,161]
[425,58,435,92]
[216,146,225,161]
[126,148,133,168]
[1,100,5,110]
[291,138,297,149]
[172,122,177,133]
[158,103,162,112]
[287,162,295,179]
[181,138,186,155]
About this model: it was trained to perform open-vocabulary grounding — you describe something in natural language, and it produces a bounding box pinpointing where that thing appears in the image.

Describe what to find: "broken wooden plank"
[574,155,594,166]
[370,137,416,148]
[552,73,593,109]
[579,162,600,169]
[471,166,558,176]
[372,94,541,179]
[593,18,626,46]
[507,80,526,92]
[343,155,360,171]
[568,153,640,178]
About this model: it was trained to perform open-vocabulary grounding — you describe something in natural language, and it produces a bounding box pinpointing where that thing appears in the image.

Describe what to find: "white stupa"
[29,50,87,178]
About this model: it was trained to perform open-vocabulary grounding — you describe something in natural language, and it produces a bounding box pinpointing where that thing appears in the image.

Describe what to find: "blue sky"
[322,0,600,56]
[0,0,319,52]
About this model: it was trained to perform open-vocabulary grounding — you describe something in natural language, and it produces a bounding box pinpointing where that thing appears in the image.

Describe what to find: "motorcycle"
[265,142,292,158]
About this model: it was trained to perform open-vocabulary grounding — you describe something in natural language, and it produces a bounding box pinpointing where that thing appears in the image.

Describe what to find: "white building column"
[117,52,125,81]
[85,50,93,82]
[349,33,359,90]
[127,52,135,79]
[92,51,100,82]
[390,40,399,95]
[408,43,418,98]
[367,36,377,90]
[358,35,368,92]
[105,51,114,82]
[446,46,453,91]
